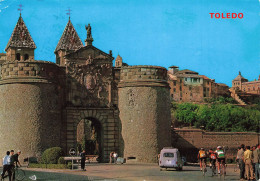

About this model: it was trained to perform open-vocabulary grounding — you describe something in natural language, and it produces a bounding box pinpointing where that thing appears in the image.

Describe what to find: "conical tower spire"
[5,15,36,61]
[55,18,83,66]
[55,19,83,53]
[5,15,36,51]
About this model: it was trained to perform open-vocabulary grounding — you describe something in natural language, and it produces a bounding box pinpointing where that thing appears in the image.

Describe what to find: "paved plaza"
[0,163,240,181]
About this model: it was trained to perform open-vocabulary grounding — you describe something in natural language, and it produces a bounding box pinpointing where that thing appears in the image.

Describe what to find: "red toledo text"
[209,13,243,19]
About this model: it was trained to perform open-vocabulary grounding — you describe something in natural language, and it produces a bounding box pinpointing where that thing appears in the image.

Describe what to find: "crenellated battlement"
[0,60,61,84]
[118,66,169,88]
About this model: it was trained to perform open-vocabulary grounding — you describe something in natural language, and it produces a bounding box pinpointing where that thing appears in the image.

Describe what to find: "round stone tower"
[118,66,171,163]
[0,60,63,159]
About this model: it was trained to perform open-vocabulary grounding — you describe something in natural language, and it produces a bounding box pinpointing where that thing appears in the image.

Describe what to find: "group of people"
[236,144,260,181]
[197,144,260,180]
[1,150,21,181]
[109,152,118,164]
[197,146,226,174]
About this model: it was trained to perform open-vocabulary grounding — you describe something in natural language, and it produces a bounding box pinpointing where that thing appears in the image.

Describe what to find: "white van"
[159,147,183,171]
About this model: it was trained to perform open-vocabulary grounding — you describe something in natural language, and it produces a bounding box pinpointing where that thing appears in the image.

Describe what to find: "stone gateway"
[0,15,171,163]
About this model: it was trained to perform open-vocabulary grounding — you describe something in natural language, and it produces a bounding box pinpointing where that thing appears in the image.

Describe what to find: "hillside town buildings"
[168,66,230,102]
[232,71,260,95]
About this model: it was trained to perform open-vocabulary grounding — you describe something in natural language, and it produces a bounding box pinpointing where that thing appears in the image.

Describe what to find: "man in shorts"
[197,148,207,171]
[209,149,217,171]
[216,146,225,174]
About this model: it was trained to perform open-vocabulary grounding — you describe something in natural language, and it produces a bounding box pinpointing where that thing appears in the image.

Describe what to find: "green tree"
[175,103,198,127]
[171,102,260,132]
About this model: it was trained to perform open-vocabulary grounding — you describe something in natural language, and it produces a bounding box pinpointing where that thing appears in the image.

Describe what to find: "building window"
[185,78,187,81]
[207,88,209,91]
[174,88,176,92]
[180,86,182,91]
[24,54,29,60]
[189,86,192,91]
[171,94,173,98]
[16,53,20,61]
[190,93,192,97]
[207,81,209,85]
[174,81,176,86]
[180,79,182,83]
[180,92,182,97]
[204,93,206,97]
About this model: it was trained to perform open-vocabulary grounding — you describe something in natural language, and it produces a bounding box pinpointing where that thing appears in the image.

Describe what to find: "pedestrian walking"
[244,146,253,180]
[237,144,245,180]
[1,151,12,181]
[9,150,15,180]
[13,150,22,167]
[252,144,260,181]
[80,150,86,171]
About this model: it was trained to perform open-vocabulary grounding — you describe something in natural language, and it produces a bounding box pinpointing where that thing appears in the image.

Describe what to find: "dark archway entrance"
[76,117,103,162]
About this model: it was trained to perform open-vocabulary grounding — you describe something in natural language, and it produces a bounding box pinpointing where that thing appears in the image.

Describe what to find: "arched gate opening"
[76,117,103,162]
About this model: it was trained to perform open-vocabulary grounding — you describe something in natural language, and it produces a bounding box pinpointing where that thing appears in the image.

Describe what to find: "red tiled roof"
[201,75,211,80]
[175,69,198,75]
[216,83,228,87]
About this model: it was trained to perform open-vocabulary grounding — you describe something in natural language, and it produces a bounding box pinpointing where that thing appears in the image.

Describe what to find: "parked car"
[159,147,183,171]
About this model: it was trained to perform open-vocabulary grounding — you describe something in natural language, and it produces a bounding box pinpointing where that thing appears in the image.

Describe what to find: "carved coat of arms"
[66,60,112,107]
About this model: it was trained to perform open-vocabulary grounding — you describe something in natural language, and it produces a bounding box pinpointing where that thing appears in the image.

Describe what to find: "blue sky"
[0,0,259,86]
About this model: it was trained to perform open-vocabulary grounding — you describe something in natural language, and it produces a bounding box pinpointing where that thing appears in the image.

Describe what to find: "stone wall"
[172,128,260,162]
[0,83,62,163]
[118,66,171,163]
[0,60,63,164]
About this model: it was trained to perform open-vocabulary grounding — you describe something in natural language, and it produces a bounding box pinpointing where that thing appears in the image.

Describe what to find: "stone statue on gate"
[86,24,92,39]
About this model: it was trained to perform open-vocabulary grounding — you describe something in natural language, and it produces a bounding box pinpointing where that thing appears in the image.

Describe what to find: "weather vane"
[66,8,72,20]
[18,4,23,16]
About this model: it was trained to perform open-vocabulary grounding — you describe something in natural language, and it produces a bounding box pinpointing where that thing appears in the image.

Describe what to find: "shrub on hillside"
[172,102,260,132]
